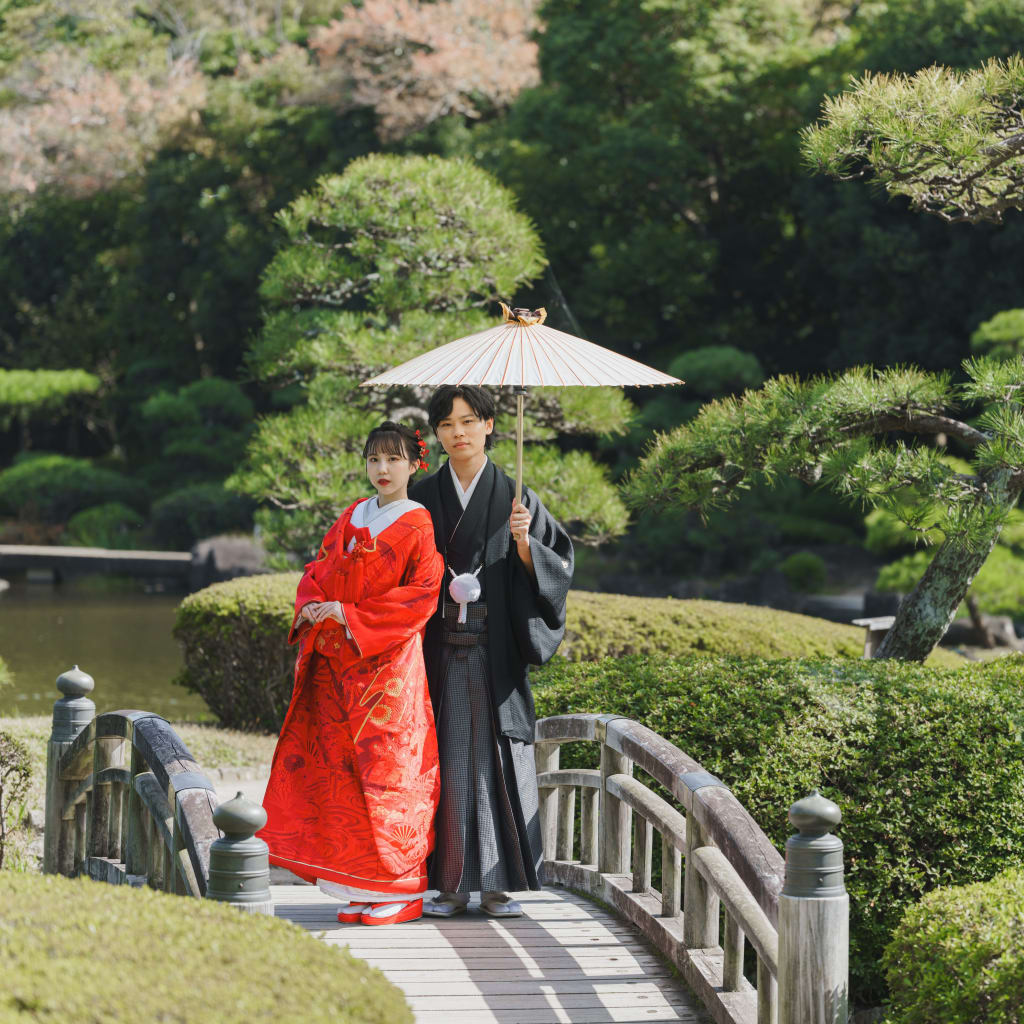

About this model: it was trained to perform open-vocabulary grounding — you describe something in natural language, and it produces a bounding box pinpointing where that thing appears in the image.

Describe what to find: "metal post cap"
[783,789,845,899]
[788,789,841,834]
[56,665,95,698]
[213,792,268,837]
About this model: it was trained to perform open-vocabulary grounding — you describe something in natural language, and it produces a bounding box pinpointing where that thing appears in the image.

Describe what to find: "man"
[410,384,574,917]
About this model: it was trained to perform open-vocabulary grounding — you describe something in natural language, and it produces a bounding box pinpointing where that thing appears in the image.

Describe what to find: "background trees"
[228,153,630,562]
[3,0,1024,616]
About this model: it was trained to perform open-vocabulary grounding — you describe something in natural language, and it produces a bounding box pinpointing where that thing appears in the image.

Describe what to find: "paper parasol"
[361,303,683,502]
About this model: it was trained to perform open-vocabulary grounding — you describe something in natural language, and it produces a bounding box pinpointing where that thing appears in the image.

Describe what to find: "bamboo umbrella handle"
[515,389,525,506]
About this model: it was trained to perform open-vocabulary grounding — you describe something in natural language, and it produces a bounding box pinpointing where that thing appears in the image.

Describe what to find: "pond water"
[0,579,210,720]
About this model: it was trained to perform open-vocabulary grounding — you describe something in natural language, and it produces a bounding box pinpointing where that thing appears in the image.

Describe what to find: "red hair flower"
[414,428,428,469]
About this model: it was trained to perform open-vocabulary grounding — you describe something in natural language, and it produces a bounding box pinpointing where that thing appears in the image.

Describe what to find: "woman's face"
[366,450,416,501]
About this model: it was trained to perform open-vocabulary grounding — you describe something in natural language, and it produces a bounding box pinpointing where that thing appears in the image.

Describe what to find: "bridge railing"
[43,667,271,912]
[535,713,848,1024]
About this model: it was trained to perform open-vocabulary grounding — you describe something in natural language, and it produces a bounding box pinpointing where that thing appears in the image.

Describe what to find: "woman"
[259,421,443,926]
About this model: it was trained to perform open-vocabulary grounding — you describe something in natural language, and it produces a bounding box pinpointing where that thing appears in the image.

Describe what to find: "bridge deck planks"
[272,884,708,1024]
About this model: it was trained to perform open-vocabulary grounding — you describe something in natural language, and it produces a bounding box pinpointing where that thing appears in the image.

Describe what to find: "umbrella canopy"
[361,303,683,503]
[361,304,682,388]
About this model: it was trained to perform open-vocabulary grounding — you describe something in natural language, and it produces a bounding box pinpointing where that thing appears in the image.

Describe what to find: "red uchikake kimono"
[259,499,444,895]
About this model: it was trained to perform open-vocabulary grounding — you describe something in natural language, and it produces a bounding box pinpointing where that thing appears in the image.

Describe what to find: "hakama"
[259,498,444,897]
[411,459,573,895]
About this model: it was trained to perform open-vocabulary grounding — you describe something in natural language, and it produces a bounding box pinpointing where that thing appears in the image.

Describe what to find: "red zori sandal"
[336,902,373,923]
[359,899,424,926]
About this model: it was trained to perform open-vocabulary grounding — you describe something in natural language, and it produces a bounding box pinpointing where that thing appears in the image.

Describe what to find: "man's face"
[436,396,494,462]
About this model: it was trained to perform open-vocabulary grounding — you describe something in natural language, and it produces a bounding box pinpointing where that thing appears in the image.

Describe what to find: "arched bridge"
[42,668,848,1024]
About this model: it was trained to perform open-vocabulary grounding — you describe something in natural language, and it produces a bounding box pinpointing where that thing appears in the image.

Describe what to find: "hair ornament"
[415,428,429,470]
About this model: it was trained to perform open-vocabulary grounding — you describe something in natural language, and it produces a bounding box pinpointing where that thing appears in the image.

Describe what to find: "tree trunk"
[965,594,998,648]
[875,525,1004,662]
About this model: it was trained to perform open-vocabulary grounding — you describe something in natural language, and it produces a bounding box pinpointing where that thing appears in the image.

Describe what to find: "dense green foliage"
[151,484,253,550]
[803,57,1024,225]
[173,574,960,730]
[4,1,1024,600]
[882,869,1024,1024]
[0,369,100,430]
[779,551,827,593]
[0,730,31,871]
[0,454,141,522]
[230,153,630,561]
[532,653,1024,1005]
[884,875,1024,1024]
[61,502,145,549]
[174,574,300,732]
[0,872,412,1022]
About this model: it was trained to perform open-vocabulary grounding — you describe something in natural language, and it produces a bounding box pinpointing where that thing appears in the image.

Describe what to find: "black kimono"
[410,458,573,893]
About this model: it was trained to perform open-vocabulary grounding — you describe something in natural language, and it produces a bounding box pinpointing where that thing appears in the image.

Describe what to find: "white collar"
[448,458,488,509]
[351,496,422,539]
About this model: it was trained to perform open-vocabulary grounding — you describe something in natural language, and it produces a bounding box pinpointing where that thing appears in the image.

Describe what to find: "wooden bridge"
[41,667,849,1024]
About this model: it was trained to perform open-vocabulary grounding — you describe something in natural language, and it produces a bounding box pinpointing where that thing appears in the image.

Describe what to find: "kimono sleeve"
[287,512,347,645]
[510,486,574,666]
[343,524,444,660]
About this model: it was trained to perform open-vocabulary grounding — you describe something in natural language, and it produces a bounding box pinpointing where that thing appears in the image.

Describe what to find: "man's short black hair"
[427,385,496,449]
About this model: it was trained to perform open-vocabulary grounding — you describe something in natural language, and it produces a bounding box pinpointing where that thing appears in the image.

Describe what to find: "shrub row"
[531,653,1024,1007]
[0,873,411,1023]
[882,869,1024,1024]
[173,575,921,731]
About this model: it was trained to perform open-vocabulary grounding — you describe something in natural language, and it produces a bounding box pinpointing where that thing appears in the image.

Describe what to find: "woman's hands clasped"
[298,601,346,626]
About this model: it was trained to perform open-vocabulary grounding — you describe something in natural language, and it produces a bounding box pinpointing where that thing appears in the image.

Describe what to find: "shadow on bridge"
[271,885,705,1023]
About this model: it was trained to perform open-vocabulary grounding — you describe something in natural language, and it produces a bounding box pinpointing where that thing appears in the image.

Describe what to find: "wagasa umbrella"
[361,303,683,502]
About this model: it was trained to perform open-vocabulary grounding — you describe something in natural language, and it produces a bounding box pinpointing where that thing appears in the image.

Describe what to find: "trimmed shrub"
[779,551,827,593]
[62,502,145,548]
[0,873,412,1022]
[0,455,140,523]
[176,576,945,731]
[174,574,299,732]
[0,731,31,870]
[882,869,1024,1024]
[151,483,254,550]
[532,654,1024,1006]
[560,591,960,664]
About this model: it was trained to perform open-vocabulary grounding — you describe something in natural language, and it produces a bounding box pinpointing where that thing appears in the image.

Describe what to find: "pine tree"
[629,58,1024,661]
[229,153,631,563]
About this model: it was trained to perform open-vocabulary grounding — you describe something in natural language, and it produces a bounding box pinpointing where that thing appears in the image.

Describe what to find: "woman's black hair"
[427,385,496,450]
[362,421,422,465]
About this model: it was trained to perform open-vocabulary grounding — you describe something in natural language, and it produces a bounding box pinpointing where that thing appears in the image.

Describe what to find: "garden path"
[271,883,707,1024]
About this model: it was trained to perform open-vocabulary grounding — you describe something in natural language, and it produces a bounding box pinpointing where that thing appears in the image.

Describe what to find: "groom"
[410,384,574,917]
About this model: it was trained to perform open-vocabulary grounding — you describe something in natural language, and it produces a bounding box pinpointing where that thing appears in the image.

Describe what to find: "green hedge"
[882,869,1024,1024]
[531,654,1024,1007]
[174,575,946,731]
[0,455,141,523]
[62,502,145,548]
[0,873,411,1023]
[151,483,254,549]
[174,574,299,732]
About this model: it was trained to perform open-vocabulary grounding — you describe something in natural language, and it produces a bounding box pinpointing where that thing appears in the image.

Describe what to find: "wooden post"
[723,913,745,992]
[632,815,652,893]
[44,666,95,875]
[778,791,848,1024]
[556,785,575,862]
[580,787,599,866]
[683,811,719,948]
[599,743,632,875]
[661,841,682,918]
[535,742,559,861]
